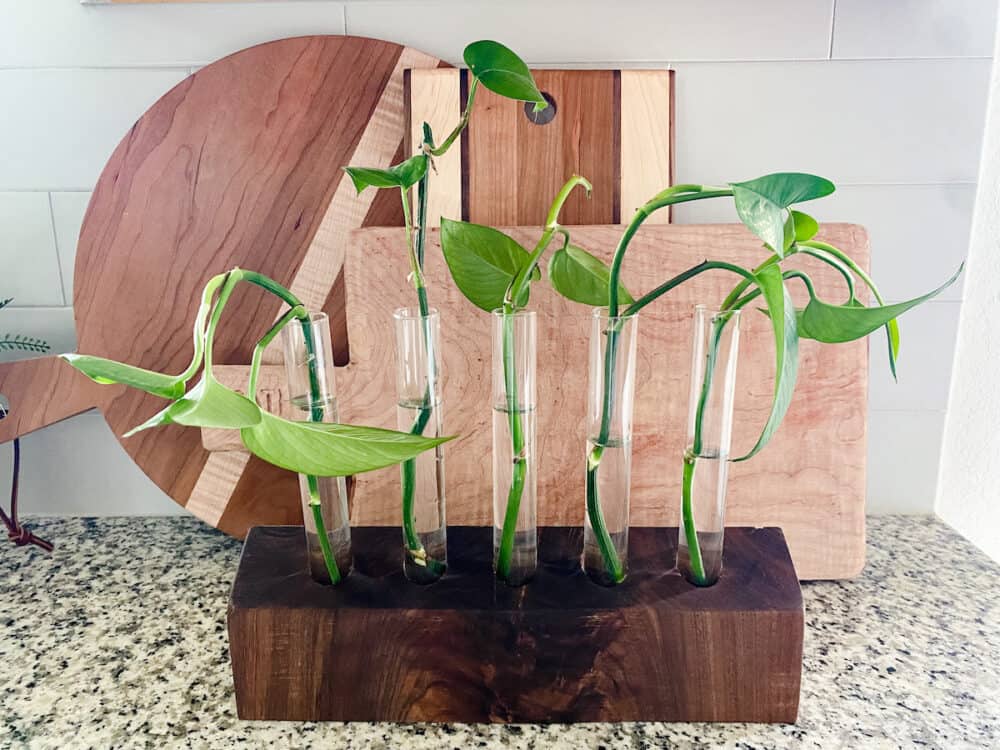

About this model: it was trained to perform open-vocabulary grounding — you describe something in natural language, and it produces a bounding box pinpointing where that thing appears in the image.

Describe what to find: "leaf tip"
[341,167,366,195]
[122,424,147,439]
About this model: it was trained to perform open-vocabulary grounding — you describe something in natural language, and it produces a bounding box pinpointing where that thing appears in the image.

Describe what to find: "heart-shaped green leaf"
[123,374,262,437]
[735,264,799,462]
[241,410,453,477]
[61,354,187,399]
[548,244,634,307]
[464,40,546,111]
[344,154,429,194]
[798,264,963,344]
[731,173,835,258]
[440,217,535,312]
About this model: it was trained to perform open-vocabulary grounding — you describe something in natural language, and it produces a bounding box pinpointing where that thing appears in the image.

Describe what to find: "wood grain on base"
[229,524,804,723]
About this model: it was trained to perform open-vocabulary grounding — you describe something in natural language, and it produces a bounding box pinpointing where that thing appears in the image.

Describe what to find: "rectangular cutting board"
[405,68,674,226]
[207,223,868,579]
[340,223,868,581]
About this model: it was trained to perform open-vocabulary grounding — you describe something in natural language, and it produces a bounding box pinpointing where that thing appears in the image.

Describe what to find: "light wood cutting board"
[209,223,869,580]
[346,224,870,580]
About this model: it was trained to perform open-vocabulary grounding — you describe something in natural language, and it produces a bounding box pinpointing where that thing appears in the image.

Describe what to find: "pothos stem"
[495,175,591,582]
[680,312,729,586]
[216,269,343,585]
[587,186,735,583]
[397,140,446,577]
[428,78,479,157]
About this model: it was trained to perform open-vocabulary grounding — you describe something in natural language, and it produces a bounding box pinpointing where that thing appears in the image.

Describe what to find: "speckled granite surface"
[1,516,997,749]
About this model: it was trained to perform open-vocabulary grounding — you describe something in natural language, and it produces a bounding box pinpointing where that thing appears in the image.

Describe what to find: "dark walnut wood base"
[228,526,803,723]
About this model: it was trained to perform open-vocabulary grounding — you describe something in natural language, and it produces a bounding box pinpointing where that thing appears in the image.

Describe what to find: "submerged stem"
[680,455,706,582]
[680,313,729,586]
[495,305,527,580]
[235,269,342,584]
[398,148,445,577]
[587,185,734,582]
[496,177,590,582]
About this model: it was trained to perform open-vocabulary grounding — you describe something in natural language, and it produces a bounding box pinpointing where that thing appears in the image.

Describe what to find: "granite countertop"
[1,516,998,749]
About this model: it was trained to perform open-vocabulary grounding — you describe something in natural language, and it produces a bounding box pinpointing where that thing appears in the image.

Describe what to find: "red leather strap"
[1,438,53,552]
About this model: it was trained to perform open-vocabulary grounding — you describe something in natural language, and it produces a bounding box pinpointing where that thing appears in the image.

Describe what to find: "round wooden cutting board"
[0,36,442,537]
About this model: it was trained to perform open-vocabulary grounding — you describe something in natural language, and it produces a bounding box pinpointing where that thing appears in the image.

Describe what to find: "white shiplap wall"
[0,0,994,515]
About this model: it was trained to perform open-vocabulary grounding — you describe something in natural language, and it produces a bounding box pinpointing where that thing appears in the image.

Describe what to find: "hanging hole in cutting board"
[0,393,8,420]
[524,92,557,125]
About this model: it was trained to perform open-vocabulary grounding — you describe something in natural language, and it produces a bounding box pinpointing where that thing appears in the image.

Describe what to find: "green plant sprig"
[62,268,452,585]
[343,40,547,578]
[545,173,962,585]
[1,297,51,355]
[440,175,591,582]
[498,177,590,580]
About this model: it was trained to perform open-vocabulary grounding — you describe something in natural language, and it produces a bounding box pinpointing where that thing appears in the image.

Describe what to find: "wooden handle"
[0,356,107,442]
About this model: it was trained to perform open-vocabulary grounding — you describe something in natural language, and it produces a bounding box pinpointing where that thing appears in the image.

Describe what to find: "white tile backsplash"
[833,0,997,59]
[867,409,946,513]
[674,183,974,303]
[0,0,346,68]
[0,412,183,516]
[0,192,63,306]
[0,0,992,516]
[345,0,835,63]
[672,59,991,186]
[0,306,76,362]
[50,192,92,304]
[0,68,188,191]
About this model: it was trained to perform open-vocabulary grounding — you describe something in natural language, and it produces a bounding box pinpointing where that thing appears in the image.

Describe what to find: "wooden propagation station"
[228,525,804,722]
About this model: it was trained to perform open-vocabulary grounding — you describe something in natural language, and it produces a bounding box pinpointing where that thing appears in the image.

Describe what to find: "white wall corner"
[935,13,1000,563]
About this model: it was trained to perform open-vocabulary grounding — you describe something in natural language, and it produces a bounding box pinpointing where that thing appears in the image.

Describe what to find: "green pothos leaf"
[797,264,963,344]
[61,354,187,400]
[463,40,546,111]
[790,210,819,243]
[731,173,835,258]
[548,244,634,307]
[440,217,534,312]
[343,154,429,193]
[123,374,262,437]
[885,318,901,379]
[780,209,820,251]
[734,264,799,462]
[240,410,453,477]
